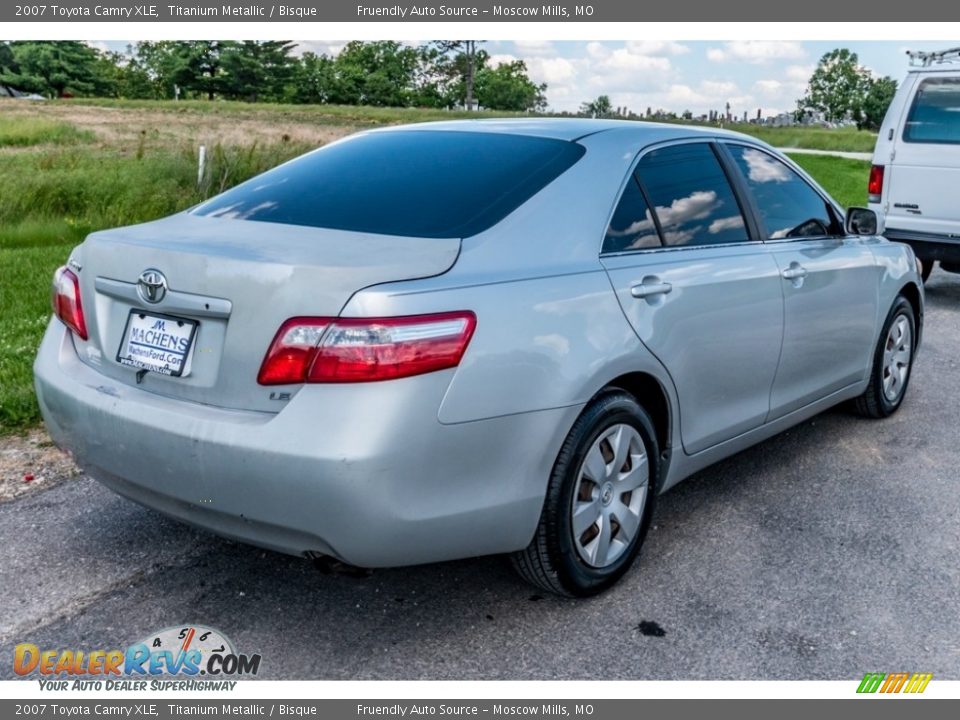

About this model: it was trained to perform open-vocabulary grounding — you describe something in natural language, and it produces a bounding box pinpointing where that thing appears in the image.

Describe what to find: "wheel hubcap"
[882,315,912,403]
[571,424,648,569]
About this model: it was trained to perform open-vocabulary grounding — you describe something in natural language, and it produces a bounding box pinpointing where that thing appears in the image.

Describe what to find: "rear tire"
[511,390,659,597]
[853,296,915,419]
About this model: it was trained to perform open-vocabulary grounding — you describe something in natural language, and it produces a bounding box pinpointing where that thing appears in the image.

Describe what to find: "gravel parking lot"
[1,270,958,681]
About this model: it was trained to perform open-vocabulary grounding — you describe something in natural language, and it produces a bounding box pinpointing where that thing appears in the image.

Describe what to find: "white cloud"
[709,215,746,234]
[706,41,806,64]
[295,41,347,57]
[754,79,783,95]
[624,41,691,56]
[513,40,556,57]
[786,64,815,82]
[741,148,792,183]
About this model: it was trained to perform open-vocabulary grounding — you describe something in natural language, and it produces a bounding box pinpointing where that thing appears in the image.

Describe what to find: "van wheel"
[853,296,915,419]
[511,390,659,597]
[920,260,934,284]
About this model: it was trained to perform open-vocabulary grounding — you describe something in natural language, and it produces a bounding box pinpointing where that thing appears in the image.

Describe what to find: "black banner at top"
[2,0,959,22]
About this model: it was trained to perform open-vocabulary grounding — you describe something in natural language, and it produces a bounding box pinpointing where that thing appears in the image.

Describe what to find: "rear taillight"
[257,312,476,385]
[868,165,885,204]
[51,266,87,340]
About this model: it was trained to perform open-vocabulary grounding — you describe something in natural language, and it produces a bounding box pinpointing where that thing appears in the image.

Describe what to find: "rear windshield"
[191,130,585,238]
[903,78,960,144]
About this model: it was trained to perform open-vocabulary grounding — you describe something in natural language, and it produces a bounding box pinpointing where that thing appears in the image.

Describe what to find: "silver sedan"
[34,120,923,596]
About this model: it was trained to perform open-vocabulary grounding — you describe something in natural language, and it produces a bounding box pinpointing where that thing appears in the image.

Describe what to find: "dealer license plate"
[116,311,198,377]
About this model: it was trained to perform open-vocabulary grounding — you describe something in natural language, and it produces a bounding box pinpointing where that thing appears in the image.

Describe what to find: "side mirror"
[845,207,883,236]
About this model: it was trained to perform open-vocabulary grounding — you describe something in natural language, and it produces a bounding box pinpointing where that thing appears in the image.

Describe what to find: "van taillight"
[868,165,885,204]
[258,312,477,385]
[51,266,88,340]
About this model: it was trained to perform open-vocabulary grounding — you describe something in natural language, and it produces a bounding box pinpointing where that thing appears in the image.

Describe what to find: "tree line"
[796,48,898,131]
[0,40,548,112]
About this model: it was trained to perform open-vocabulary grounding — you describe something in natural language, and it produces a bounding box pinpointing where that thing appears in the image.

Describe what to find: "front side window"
[727,145,841,240]
[904,78,960,144]
[635,143,748,248]
[602,178,661,253]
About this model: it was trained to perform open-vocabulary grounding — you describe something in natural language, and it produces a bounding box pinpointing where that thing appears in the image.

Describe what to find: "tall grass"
[0,136,310,432]
[0,140,312,250]
[0,115,95,147]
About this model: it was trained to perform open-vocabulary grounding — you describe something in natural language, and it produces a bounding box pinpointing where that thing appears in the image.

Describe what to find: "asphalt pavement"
[2,270,958,681]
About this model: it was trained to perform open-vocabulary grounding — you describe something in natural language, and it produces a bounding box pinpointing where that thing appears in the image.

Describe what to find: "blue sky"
[95,40,955,116]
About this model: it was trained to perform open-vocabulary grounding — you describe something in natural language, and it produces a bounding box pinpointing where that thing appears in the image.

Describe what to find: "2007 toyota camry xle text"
[34,120,923,596]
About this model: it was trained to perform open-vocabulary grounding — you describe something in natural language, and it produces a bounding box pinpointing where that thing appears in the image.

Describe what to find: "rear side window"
[192,131,585,238]
[727,145,842,240]
[602,178,661,253]
[904,78,960,144]
[635,143,748,248]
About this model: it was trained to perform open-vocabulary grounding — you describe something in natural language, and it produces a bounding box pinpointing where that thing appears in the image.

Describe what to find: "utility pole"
[465,40,477,111]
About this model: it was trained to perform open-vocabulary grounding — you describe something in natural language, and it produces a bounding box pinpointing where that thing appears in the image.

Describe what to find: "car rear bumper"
[34,320,578,567]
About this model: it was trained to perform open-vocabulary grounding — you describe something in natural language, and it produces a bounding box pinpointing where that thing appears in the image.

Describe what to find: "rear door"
[886,74,960,235]
[601,141,784,455]
[720,143,879,418]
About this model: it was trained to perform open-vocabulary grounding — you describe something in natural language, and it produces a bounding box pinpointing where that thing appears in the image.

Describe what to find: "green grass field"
[0,115,95,147]
[0,100,871,433]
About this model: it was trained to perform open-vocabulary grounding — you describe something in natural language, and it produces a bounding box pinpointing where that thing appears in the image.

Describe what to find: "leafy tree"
[475,60,546,111]
[0,41,103,97]
[0,42,16,76]
[136,41,224,100]
[330,41,424,107]
[219,41,296,102]
[290,51,336,104]
[433,40,483,109]
[797,48,869,123]
[860,75,898,131]
[580,95,613,118]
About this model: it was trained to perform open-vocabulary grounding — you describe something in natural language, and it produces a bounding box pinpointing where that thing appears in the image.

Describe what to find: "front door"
[721,142,880,418]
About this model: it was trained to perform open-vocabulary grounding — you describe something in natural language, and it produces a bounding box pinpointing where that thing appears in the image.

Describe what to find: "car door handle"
[631,279,673,298]
[781,265,808,280]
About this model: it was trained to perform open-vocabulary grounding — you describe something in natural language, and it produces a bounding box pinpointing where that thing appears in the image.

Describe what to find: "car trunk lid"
[69,213,461,412]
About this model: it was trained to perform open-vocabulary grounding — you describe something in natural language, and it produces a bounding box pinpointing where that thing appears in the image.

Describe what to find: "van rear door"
[885,74,960,236]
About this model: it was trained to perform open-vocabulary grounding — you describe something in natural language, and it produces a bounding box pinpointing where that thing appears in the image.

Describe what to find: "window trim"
[902,76,960,146]
[718,140,847,244]
[599,138,762,258]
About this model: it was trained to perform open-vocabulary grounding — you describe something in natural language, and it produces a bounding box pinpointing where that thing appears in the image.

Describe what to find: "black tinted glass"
[602,178,661,253]
[192,131,585,238]
[636,143,748,247]
[728,145,841,240]
[904,78,960,144]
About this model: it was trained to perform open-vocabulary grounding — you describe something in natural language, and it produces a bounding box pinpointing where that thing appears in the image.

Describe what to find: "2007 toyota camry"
[34,120,923,596]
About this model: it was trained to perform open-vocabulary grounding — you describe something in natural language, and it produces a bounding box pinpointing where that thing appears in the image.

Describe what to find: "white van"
[870,47,960,282]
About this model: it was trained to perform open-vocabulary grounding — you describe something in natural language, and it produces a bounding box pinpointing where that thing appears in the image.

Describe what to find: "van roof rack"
[907,47,960,67]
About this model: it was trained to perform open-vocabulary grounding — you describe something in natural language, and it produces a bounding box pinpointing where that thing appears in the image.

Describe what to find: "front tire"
[512,390,659,597]
[853,295,916,418]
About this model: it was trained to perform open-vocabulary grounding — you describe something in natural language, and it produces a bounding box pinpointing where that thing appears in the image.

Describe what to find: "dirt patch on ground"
[0,427,80,502]
[0,100,356,151]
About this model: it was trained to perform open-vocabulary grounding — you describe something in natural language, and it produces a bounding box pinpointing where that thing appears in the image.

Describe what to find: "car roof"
[372,118,761,144]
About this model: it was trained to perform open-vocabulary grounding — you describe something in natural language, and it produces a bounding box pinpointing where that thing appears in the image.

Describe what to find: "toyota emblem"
[137,269,168,304]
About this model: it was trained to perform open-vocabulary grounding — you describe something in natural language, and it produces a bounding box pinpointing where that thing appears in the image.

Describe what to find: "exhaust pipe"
[304,551,373,578]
